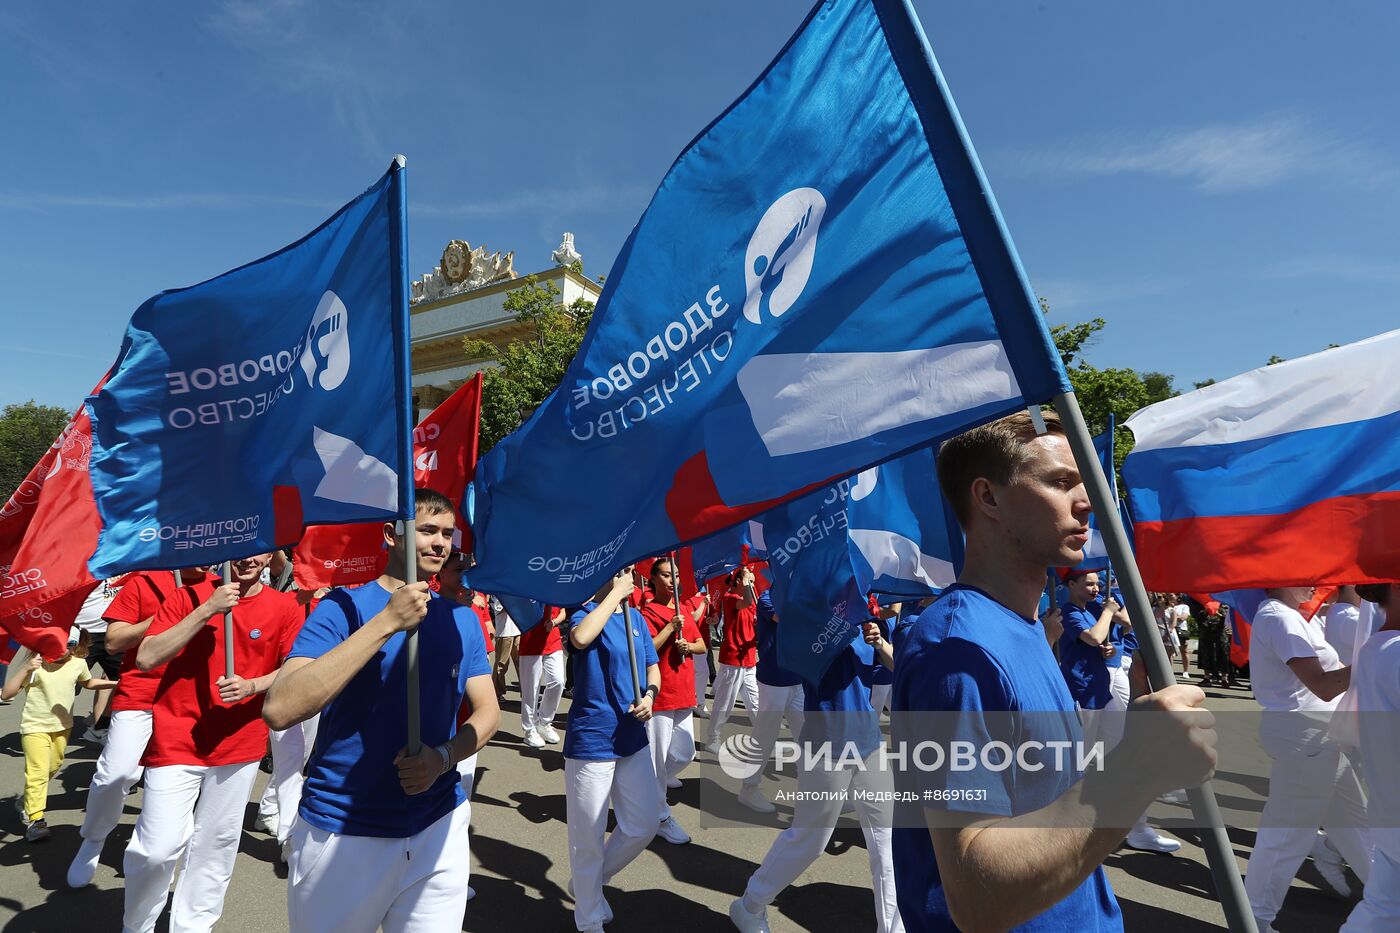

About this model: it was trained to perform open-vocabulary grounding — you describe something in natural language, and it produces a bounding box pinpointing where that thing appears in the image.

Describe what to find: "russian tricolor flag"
[1123,329,1400,592]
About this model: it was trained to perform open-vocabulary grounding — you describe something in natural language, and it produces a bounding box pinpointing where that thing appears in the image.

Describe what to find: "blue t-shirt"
[801,633,882,760]
[1058,604,1112,710]
[755,590,802,687]
[891,585,1122,932]
[564,602,660,761]
[1091,592,1136,670]
[290,581,492,838]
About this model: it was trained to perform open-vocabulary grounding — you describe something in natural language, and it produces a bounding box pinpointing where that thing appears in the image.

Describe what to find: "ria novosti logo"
[742,187,826,325]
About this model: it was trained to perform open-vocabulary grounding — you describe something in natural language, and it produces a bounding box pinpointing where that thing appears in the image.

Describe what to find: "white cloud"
[1265,254,1400,285]
[1001,115,1392,193]
[1032,275,1183,313]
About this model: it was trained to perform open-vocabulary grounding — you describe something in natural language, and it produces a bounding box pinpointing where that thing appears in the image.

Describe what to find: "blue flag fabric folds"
[1068,418,1116,574]
[87,163,413,576]
[689,520,767,589]
[466,0,1069,604]
[766,447,962,685]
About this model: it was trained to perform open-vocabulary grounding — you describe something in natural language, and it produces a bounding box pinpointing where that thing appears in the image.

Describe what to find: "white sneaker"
[657,816,691,845]
[66,839,103,888]
[1125,827,1182,854]
[729,897,771,933]
[1156,789,1190,805]
[539,724,561,745]
[666,777,683,789]
[523,730,546,748]
[255,810,280,835]
[1311,833,1352,898]
[737,785,776,814]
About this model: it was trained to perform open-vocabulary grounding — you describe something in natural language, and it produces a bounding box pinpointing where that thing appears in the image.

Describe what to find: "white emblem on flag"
[311,427,398,511]
[300,290,351,391]
[743,188,826,325]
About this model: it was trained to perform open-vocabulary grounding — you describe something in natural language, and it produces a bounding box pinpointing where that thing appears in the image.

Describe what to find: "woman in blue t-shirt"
[564,569,661,933]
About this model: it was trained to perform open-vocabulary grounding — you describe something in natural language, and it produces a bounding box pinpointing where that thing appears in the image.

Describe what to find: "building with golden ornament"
[409,232,601,417]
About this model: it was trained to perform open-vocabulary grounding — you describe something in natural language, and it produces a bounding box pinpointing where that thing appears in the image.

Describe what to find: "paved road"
[0,666,1363,932]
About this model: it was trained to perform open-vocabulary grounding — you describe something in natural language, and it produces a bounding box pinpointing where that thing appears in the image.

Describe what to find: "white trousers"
[645,709,695,820]
[565,749,660,931]
[742,682,805,790]
[258,714,320,843]
[80,709,152,846]
[869,683,892,715]
[520,652,566,735]
[1246,723,1373,923]
[693,652,711,710]
[1343,842,1400,931]
[287,798,472,933]
[708,663,760,746]
[123,761,260,933]
[742,752,903,933]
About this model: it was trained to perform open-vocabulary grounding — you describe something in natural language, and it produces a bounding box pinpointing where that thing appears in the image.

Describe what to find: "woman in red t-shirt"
[639,557,709,845]
[704,566,761,751]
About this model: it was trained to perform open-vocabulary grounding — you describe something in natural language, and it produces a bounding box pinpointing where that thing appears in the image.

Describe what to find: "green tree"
[0,401,71,502]
[462,277,594,453]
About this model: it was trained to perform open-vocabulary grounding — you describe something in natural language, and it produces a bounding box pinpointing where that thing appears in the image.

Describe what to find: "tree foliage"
[463,277,594,453]
[0,401,71,503]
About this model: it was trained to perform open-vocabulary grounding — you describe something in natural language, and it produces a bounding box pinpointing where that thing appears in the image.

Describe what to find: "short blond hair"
[936,410,1065,528]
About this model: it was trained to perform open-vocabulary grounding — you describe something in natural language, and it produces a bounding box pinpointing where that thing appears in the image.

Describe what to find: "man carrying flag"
[122,552,300,933]
[262,489,498,933]
[891,411,1217,932]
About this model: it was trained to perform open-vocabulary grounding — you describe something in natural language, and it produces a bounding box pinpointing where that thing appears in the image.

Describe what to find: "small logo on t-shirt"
[249,629,262,640]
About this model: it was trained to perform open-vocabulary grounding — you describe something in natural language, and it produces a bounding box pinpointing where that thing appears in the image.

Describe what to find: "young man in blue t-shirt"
[263,488,498,933]
[891,410,1218,932]
[730,632,903,933]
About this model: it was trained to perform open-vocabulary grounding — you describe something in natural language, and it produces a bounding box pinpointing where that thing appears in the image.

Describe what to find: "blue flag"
[86,161,413,576]
[844,445,963,598]
[466,0,1069,604]
[763,481,872,687]
[689,519,767,589]
[764,445,963,685]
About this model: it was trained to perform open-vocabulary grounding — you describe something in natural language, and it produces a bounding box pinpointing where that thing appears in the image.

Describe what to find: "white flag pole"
[402,519,422,754]
[1053,391,1254,933]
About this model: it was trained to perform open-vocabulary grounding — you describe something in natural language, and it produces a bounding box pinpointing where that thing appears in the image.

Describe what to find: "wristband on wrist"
[434,742,453,775]
[644,684,659,700]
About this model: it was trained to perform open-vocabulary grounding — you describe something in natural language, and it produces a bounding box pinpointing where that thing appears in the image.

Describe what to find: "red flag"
[0,382,106,659]
[1299,586,1337,621]
[292,374,484,590]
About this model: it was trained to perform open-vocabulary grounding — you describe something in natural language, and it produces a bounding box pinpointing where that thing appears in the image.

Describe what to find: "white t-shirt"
[1323,603,1362,667]
[1354,628,1400,854]
[1250,598,1342,713]
[71,578,123,634]
[1172,604,1191,631]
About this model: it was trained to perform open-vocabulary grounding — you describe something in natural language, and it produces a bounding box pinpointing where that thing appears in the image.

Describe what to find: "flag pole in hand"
[222,559,235,679]
[402,518,422,754]
[623,574,642,704]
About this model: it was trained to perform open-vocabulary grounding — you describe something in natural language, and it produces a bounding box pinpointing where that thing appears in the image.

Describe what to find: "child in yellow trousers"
[2,634,116,842]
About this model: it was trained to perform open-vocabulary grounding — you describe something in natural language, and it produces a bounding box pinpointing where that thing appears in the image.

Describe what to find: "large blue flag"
[86,161,413,576]
[466,0,1070,604]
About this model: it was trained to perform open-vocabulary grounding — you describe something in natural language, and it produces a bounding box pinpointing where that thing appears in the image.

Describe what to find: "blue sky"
[3,1,1397,409]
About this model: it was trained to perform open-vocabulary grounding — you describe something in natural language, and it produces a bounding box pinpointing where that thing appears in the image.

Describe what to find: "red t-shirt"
[518,606,564,656]
[142,584,301,768]
[640,595,705,711]
[472,602,495,654]
[103,571,215,713]
[720,592,758,667]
